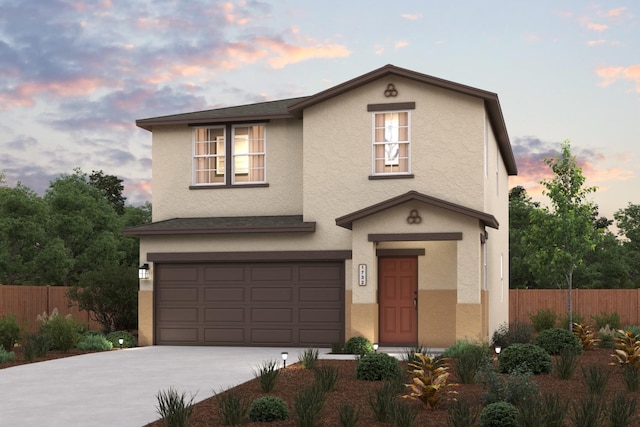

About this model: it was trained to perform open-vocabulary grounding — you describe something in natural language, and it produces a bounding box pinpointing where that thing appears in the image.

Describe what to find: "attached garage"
[154,261,345,346]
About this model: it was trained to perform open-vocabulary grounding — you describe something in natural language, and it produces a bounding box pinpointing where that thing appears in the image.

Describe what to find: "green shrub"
[38,311,83,351]
[105,330,137,348]
[622,365,640,392]
[598,326,616,348]
[622,325,640,339]
[516,392,567,427]
[591,311,620,330]
[369,381,400,422]
[479,402,518,427]
[356,352,402,381]
[22,333,51,361]
[570,396,603,427]
[491,322,532,350]
[480,365,540,406]
[338,404,360,427]
[606,393,637,427]
[156,387,195,427]
[555,348,578,380]
[0,347,15,363]
[498,343,552,374]
[0,314,22,352]
[77,334,113,351]
[298,348,319,369]
[535,328,582,355]
[314,365,339,392]
[402,343,429,363]
[447,398,478,427]
[253,359,279,392]
[391,401,417,427]
[294,385,325,427]
[443,339,477,358]
[343,336,374,356]
[214,388,249,426]
[581,365,608,396]
[529,308,558,333]
[248,396,289,422]
[557,311,585,329]
[452,342,491,384]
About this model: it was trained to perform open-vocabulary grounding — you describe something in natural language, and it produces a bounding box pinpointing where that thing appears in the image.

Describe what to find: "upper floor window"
[193,124,266,186]
[372,111,410,175]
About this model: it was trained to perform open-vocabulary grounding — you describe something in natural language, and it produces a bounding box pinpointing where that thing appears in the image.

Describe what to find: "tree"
[67,263,138,332]
[45,169,123,285]
[524,140,602,328]
[509,186,542,288]
[89,170,126,215]
[0,183,72,284]
[614,203,640,285]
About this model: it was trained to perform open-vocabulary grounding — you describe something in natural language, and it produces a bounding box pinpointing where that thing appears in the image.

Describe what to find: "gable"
[335,190,499,230]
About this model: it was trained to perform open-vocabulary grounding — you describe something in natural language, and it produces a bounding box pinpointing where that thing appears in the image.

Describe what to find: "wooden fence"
[510,289,640,327]
[0,285,102,333]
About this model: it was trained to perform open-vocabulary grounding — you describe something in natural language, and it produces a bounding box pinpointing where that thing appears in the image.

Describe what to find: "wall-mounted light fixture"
[138,263,150,280]
[281,351,288,369]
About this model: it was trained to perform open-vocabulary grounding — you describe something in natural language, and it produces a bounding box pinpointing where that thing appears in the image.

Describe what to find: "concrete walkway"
[0,346,307,427]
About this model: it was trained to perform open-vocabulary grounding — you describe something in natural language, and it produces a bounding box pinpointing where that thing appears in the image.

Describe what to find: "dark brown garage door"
[155,261,344,346]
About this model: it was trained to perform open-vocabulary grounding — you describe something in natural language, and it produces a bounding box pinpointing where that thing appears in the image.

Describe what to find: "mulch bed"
[142,348,637,426]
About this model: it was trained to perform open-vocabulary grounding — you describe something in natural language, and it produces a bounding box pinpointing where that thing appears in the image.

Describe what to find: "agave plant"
[611,329,640,367]
[403,352,454,409]
[573,322,600,351]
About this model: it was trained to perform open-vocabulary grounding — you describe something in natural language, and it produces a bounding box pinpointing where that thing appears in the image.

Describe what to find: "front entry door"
[378,257,418,345]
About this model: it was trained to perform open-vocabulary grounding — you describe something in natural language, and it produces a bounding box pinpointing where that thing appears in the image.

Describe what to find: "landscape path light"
[281,351,288,369]
[373,343,379,353]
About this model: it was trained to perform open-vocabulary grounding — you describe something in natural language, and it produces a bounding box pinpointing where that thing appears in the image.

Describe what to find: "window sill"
[368,174,414,180]
[189,183,270,190]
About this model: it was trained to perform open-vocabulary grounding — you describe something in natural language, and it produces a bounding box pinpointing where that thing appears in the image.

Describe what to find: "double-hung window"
[193,124,266,186]
[372,111,410,175]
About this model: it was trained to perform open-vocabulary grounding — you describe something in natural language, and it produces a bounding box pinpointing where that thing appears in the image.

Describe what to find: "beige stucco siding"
[301,76,486,250]
[151,119,304,222]
[482,113,510,338]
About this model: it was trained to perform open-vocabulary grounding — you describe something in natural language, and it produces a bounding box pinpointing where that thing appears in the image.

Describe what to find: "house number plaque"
[358,264,367,286]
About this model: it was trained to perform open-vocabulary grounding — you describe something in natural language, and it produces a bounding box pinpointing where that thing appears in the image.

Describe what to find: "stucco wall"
[151,119,304,222]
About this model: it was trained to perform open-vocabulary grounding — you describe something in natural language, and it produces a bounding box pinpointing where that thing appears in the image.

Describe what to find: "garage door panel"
[158,328,198,343]
[299,266,341,281]
[204,266,245,282]
[251,287,292,302]
[157,267,199,282]
[155,261,344,346]
[299,287,341,302]
[299,308,341,323]
[204,287,244,302]
[158,307,199,322]
[157,287,198,303]
[204,328,245,344]
[204,308,245,322]
[250,266,293,281]
[251,308,292,322]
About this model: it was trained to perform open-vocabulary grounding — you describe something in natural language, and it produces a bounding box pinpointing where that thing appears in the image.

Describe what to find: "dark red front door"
[378,257,418,344]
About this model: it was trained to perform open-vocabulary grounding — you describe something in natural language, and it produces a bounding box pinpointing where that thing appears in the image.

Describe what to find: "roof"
[335,190,499,230]
[136,64,517,175]
[123,215,315,236]
[136,97,310,131]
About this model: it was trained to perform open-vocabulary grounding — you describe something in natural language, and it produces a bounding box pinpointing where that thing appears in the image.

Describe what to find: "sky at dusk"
[1,1,638,223]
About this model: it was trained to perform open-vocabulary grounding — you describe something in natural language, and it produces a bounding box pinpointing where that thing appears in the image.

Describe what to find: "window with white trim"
[193,124,266,186]
[372,111,410,175]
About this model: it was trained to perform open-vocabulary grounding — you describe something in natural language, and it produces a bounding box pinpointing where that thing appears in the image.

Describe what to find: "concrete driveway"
[0,346,306,427]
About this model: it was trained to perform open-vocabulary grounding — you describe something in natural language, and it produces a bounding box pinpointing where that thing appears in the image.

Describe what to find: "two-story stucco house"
[126,64,517,348]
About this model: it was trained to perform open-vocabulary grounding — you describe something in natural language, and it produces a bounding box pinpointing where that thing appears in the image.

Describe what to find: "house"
[126,64,518,348]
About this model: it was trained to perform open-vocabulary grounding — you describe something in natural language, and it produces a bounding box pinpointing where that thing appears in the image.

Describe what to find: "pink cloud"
[0,77,110,110]
[587,22,608,31]
[587,39,606,46]
[253,36,350,69]
[401,13,422,20]
[607,7,627,17]
[395,41,409,49]
[596,65,640,92]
